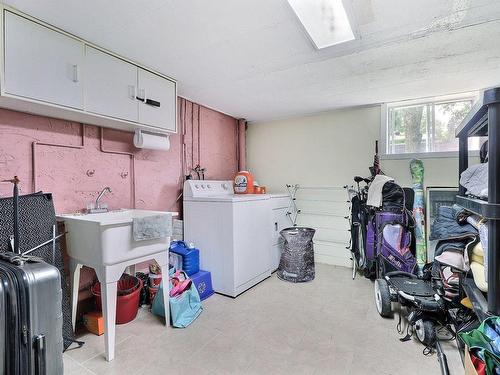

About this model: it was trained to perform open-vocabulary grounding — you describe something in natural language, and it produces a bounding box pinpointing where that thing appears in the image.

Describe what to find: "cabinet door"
[272,208,289,245]
[84,46,138,122]
[4,12,84,109]
[137,68,176,132]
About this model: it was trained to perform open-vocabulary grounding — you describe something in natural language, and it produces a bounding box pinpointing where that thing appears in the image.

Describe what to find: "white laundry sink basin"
[57,209,173,266]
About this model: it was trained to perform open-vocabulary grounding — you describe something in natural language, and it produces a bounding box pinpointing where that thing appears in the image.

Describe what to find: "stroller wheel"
[415,319,436,346]
[374,279,392,318]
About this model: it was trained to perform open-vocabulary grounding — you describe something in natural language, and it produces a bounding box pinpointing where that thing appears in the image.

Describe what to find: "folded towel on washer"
[366,175,394,208]
[133,213,172,241]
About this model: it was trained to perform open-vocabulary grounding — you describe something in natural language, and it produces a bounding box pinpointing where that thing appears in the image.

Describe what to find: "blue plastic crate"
[190,270,214,301]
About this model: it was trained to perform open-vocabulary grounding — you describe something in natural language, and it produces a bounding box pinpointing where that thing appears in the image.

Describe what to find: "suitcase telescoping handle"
[2,176,20,254]
[34,334,46,375]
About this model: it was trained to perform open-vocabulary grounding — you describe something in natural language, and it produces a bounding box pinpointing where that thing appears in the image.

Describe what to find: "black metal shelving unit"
[456,87,500,318]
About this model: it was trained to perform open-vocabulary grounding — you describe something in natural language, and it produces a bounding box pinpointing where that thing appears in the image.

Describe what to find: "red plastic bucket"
[91,275,143,325]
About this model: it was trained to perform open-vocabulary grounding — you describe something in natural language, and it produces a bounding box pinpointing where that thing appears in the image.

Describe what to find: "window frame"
[380,92,479,160]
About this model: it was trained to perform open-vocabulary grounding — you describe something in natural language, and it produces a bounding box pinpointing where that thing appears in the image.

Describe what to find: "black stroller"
[375,270,453,375]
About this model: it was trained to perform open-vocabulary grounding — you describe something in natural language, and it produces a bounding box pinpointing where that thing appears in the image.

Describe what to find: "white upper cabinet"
[84,46,138,122]
[137,68,176,132]
[0,7,177,134]
[4,11,84,109]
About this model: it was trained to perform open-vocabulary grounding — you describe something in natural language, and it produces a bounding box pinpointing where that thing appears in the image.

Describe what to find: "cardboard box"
[83,311,104,336]
[464,345,479,375]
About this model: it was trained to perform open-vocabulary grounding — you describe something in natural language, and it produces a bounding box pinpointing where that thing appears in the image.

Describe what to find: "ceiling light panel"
[287,0,355,49]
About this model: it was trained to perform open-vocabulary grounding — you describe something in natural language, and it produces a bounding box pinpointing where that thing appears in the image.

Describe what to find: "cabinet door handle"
[128,85,136,100]
[144,98,161,107]
[136,88,146,102]
[136,94,161,107]
[72,64,80,83]
[275,222,278,231]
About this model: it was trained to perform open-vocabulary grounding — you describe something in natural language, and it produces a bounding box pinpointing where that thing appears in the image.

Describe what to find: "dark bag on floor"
[0,192,75,350]
[0,252,64,375]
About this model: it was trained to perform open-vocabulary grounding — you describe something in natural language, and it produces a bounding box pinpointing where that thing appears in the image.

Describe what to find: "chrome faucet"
[88,187,112,213]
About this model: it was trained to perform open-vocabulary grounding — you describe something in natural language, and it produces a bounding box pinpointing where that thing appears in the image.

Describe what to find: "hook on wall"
[120,171,129,179]
[86,169,95,177]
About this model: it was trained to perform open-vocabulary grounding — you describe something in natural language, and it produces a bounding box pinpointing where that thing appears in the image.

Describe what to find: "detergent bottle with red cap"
[234,171,254,194]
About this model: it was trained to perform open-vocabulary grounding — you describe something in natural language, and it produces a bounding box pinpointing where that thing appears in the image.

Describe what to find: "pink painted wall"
[0,98,242,213]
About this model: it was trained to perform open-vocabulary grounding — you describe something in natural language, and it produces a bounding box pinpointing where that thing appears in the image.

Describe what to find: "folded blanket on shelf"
[460,162,489,198]
[471,262,488,292]
[472,241,484,261]
[435,246,468,271]
[471,253,484,265]
[434,237,477,271]
[430,206,478,241]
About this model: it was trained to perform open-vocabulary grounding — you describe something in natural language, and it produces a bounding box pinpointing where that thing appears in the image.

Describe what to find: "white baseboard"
[314,253,351,268]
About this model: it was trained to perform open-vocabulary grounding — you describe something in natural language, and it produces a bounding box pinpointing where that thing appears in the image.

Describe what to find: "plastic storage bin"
[169,241,200,276]
[190,270,214,301]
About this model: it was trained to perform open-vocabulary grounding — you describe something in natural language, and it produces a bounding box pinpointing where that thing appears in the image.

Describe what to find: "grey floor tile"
[66,264,463,375]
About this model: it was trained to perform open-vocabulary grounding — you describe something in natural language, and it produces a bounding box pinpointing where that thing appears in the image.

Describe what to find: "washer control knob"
[195,184,199,189]
[222,183,228,190]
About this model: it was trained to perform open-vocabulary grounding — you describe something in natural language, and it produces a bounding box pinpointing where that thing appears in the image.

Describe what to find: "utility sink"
[57,209,173,267]
[58,209,175,362]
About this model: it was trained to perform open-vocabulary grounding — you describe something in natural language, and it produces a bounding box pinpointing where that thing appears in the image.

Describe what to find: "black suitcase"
[0,189,75,350]
[0,253,64,375]
[0,177,64,375]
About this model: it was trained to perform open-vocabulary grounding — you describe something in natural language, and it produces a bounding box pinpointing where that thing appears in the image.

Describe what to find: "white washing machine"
[183,180,272,297]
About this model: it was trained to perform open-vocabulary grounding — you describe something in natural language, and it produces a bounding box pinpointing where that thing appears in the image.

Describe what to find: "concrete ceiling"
[5,0,500,122]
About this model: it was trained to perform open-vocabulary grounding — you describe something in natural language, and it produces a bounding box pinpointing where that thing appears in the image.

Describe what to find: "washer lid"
[184,194,270,203]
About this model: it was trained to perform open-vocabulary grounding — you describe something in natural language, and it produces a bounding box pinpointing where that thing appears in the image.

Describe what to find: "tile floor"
[64,264,463,374]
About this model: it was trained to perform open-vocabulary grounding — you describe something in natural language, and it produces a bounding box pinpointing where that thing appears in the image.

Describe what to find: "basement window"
[381,93,480,159]
[287,0,355,49]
